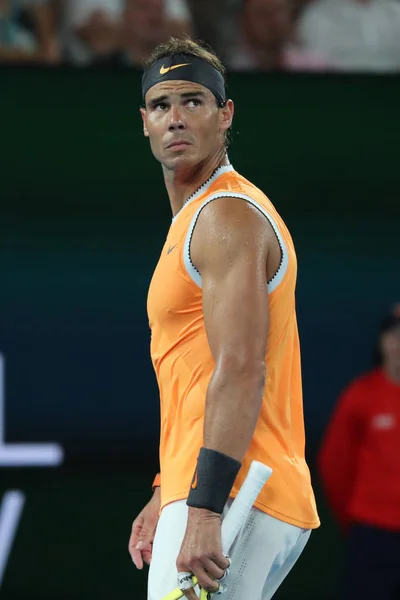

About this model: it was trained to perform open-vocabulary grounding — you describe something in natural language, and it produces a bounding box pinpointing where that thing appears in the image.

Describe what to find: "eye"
[186,98,202,108]
[154,102,168,111]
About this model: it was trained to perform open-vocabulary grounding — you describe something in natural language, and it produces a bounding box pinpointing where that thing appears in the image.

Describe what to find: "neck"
[163,149,229,217]
[383,363,400,385]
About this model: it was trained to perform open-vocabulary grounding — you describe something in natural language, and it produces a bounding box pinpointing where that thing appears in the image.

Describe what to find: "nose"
[168,105,185,132]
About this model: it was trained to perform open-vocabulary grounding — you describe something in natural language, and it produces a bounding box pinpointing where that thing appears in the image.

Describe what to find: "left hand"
[176,507,230,599]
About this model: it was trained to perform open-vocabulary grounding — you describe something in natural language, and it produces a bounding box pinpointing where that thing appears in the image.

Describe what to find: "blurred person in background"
[164,0,192,38]
[297,0,400,71]
[185,0,240,63]
[62,0,123,65]
[318,304,400,599]
[289,0,312,20]
[227,0,331,71]
[122,0,192,67]
[63,0,192,66]
[0,0,60,63]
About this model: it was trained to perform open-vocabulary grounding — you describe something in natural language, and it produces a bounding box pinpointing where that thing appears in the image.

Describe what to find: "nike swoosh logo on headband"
[160,63,190,75]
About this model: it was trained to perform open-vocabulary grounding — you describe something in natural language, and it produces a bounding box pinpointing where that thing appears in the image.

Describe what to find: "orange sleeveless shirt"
[147,165,320,529]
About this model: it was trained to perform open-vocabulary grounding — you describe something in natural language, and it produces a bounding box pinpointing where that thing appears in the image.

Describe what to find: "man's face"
[124,0,164,45]
[244,0,291,47]
[140,81,234,171]
[381,325,400,366]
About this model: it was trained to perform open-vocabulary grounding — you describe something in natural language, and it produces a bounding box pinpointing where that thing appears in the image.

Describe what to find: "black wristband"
[186,447,241,514]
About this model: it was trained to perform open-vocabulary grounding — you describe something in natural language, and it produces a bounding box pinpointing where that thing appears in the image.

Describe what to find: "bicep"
[191,198,270,366]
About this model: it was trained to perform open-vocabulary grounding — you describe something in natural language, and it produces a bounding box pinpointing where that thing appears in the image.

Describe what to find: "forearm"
[203,362,266,462]
[186,364,265,513]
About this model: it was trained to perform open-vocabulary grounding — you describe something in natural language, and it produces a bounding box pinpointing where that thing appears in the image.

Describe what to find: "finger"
[142,548,153,566]
[129,519,145,568]
[134,519,157,554]
[130,547,144,570]
[130,534,151,570]
[128,534,143,568]
[136,529,155,552]
[182,587,199,600]
[201,557,225,581]
[178,572,198,600]
[211,552,231,571]
[128,516,144,552]
[130,531,153,556]
[192,566,219,595]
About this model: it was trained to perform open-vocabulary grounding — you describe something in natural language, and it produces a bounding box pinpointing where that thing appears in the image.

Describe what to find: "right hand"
[128,487,161,569]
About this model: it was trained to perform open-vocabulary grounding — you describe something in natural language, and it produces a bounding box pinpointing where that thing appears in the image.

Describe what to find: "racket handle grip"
[161,461,272,600]
[221,461,273,554]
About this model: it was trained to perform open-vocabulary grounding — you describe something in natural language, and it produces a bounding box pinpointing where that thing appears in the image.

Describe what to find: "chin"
[162,153,198,170]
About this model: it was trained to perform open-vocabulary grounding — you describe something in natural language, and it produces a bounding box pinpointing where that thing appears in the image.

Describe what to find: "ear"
[219,99,234,134]
[140,107,149,137]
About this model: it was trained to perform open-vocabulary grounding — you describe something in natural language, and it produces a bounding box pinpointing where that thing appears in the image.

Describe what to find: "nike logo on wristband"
[191,467,198,490]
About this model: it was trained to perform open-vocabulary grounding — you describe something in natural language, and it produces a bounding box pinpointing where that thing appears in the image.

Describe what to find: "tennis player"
[128,36,320,600]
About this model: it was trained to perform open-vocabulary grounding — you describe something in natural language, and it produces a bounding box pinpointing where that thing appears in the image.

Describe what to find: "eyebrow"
[148,90,206,107]
[180,91,206,99]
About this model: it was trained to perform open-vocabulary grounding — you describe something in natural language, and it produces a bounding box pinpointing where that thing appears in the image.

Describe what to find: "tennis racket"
[162,460,273,600]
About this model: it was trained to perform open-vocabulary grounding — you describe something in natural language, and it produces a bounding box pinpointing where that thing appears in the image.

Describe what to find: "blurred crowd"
[1,0,400,71]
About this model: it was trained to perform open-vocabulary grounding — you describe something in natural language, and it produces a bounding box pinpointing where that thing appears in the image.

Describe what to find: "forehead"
[145,81,214,104]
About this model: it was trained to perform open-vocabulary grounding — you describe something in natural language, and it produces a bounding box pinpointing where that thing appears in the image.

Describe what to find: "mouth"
[166,140,192,150]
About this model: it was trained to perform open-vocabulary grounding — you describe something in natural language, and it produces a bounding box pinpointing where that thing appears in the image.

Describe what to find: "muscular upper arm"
[190,197,273,370]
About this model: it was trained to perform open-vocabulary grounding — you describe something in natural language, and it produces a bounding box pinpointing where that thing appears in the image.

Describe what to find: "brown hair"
[143,36,227,87]
[143,36,232,147]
